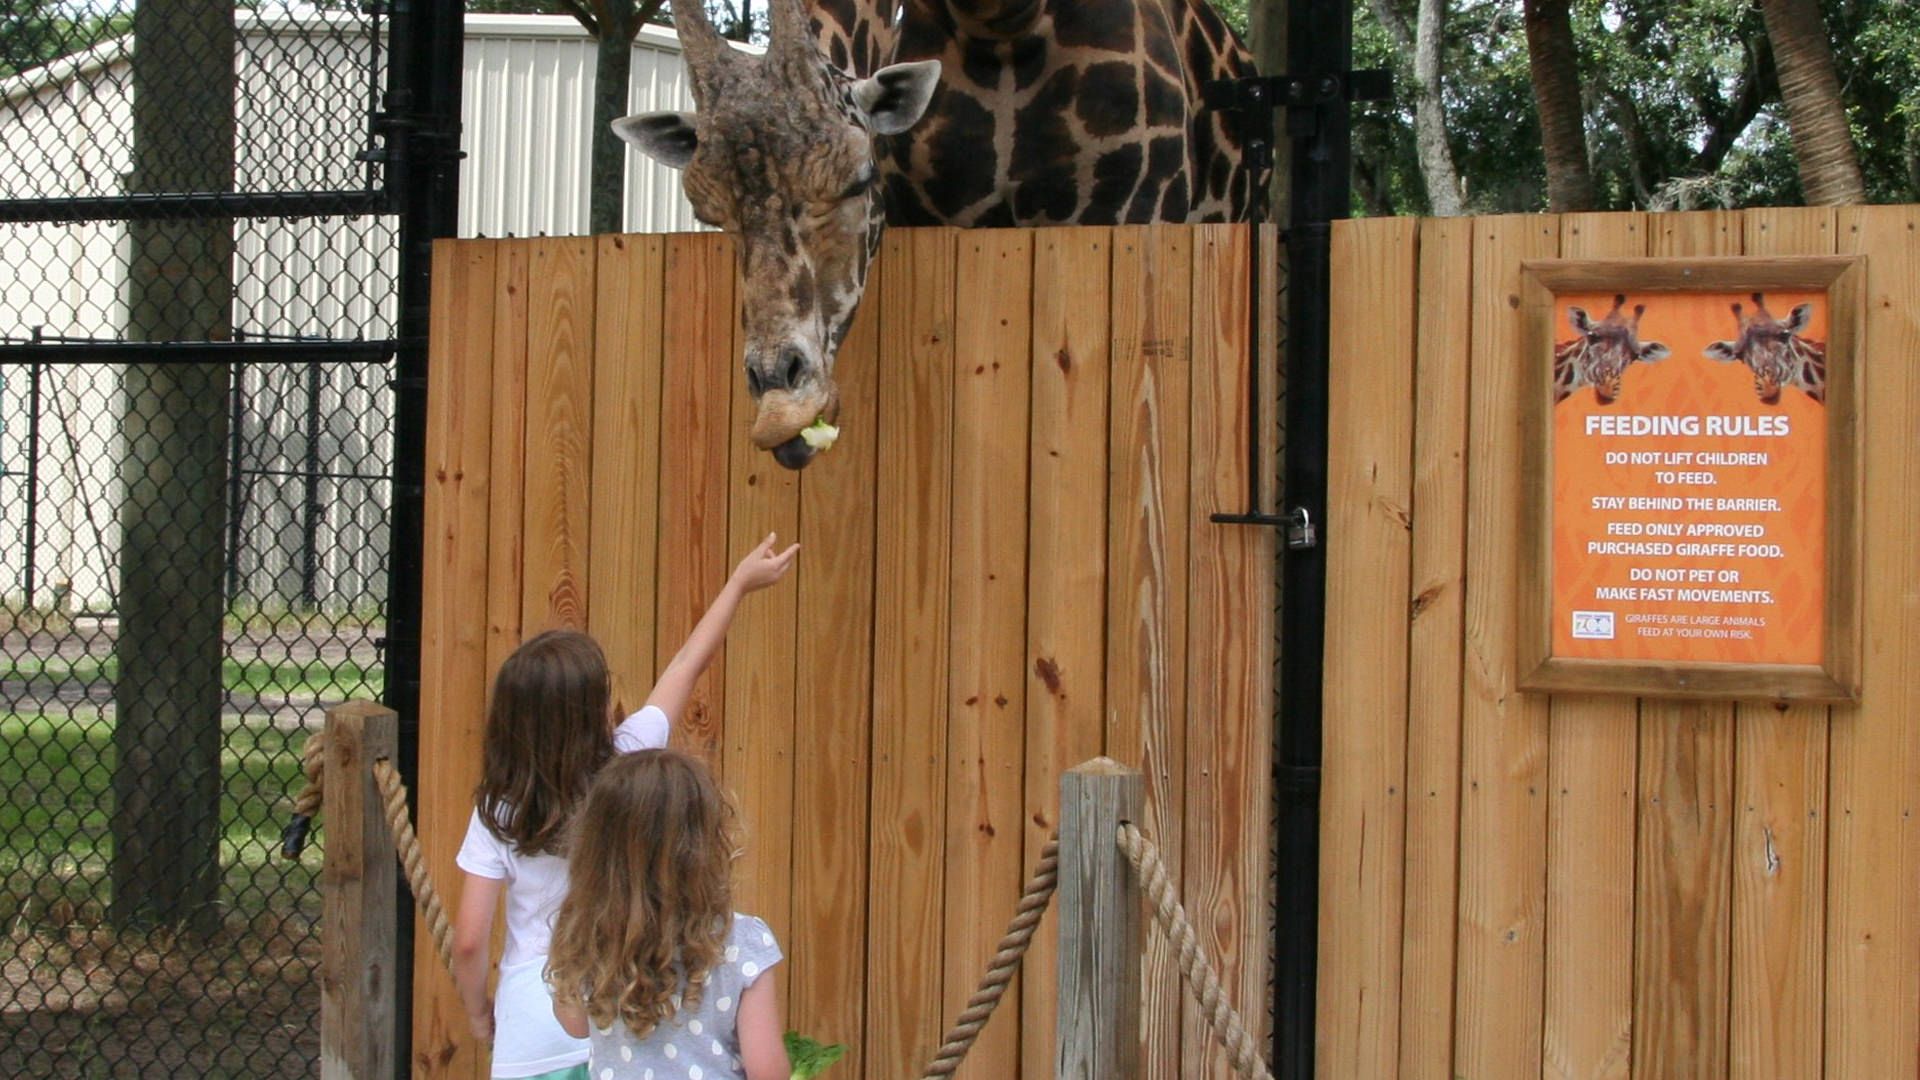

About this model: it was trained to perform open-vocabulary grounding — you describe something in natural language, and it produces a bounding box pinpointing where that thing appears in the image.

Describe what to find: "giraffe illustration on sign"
[614,0,1265,468]
[1703,292,1827,405]
[1552,295,1672,406]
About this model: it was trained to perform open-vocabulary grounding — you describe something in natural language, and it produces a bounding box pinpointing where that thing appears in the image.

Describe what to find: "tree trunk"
[113,0,234,932]
[1523,0,1595,211]
[1760,0,1864,205]
[1413,0,1464,214]
[589,10,637,235]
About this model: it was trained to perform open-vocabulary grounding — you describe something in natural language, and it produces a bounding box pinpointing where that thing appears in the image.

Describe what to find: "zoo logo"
[1571,610,1616,640]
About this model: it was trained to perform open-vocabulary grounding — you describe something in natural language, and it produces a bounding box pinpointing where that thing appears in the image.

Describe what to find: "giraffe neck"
[1552,339,1583,402]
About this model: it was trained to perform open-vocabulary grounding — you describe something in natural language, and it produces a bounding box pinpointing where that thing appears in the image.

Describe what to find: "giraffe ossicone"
[618,0,1265,469]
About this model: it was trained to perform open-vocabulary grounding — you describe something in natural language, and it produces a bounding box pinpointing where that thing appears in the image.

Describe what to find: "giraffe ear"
[1704,340,1739,363]
[1566,306,1594,333]
[852,60,941,136]
[613,111,700,169]
[1784,303,1814,333]
[1637,341,1671,364]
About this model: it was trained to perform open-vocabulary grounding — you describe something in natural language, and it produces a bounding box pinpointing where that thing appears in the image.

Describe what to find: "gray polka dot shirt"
[584,914,783,1080]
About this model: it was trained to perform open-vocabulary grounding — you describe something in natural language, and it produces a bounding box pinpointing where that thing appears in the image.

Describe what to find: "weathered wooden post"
[320,701,398,1080]
[1057,757,1144,1080]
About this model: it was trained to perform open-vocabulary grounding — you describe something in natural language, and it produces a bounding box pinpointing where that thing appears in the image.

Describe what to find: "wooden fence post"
[1057,757,1144,1080]
[320,701,398,1080]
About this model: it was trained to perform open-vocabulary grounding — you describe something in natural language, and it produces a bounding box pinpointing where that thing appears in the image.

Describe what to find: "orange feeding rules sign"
[1518,258,1862,703]
[1551,288,1826,665]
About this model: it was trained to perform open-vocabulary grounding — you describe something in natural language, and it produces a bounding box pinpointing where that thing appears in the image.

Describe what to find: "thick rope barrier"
[373,758,457,974]
[916,835,1059,1080]
[287,733,1058,1080]
[1116,822,1274,1080]
[282,731,456,972]
[277,732,328,858]
[287,739,1266,1080]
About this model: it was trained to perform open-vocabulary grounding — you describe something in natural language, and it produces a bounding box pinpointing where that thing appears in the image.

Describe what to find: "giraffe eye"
[836,170,878,201]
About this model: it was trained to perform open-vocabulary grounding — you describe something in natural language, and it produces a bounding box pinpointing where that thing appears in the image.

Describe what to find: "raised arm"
[644,532,799,722]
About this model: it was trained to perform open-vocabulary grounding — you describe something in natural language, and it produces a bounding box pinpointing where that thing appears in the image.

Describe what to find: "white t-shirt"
[454,705,670,1078]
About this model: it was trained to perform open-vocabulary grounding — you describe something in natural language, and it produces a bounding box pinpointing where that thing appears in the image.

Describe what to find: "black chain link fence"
[0,2,404,1075]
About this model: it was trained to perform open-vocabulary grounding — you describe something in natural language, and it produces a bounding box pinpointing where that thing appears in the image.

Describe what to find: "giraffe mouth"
[750,384,840,469]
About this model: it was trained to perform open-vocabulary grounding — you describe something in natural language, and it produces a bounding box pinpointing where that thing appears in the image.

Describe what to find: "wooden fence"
[416,225,1279,1080]
[1319,206,1920,1080]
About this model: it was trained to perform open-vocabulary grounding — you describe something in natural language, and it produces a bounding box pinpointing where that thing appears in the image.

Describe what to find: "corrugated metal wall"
[459,16,709,237]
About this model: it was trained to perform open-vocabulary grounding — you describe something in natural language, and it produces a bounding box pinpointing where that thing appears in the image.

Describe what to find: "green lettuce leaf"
[784,1030,848,1080]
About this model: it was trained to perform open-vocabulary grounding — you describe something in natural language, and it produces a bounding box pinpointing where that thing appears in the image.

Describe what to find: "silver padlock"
[1286,506,1317,550]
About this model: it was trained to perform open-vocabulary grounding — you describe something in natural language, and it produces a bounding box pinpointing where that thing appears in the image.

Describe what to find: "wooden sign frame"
[1517,255,1865,703]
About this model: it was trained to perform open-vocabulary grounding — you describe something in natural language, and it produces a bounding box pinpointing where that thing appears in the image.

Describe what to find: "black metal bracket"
[1205,70,1393,132]
[1200,69,1391,536]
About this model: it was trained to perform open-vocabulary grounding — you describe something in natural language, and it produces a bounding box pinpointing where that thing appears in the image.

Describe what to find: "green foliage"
[784,1030,848,1079]
[1353,0,1920,215]
[0,0,132,79]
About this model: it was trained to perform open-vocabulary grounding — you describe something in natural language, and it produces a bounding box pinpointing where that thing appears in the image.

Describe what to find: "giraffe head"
[1703,293,1822,405]
[1562,295,1670,405]
[614,0,939,469]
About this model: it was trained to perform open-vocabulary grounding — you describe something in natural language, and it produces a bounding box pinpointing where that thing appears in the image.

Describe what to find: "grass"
[0,707,327,931]
[1,654,384,700]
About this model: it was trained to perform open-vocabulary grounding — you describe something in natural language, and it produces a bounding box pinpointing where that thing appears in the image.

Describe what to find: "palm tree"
[1760,0,1864,204]
[1523,0,1594,211]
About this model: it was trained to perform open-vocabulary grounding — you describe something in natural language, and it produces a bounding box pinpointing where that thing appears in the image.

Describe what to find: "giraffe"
[1552,295,1671,406]
[1703,293,1826,405]
[614,0,1265,468]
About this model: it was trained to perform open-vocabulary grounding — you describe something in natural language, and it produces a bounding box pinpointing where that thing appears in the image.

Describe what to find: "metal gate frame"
[0,1,464,1072]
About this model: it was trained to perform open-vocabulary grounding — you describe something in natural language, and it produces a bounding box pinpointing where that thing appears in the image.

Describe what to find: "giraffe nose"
[748,346,808,397]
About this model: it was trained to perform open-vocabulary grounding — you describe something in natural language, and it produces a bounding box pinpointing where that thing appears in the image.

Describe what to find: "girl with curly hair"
[546,748,786,1080]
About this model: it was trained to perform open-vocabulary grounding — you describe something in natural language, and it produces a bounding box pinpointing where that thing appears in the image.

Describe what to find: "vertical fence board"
[944,229,1035,1080]
[1319,215,1417,1080]
[1398,216,1471,1080]
[788,250,883,1080]
[1626,209,1759,1080]
[1453,214,1557,1080]
[656,233,735,760]
[482,242,533,695]
[1632,702,1734,1080]
[1183,223,1275,1080]
[1827,204,1920,1080]
[415,240,499,1080]
[1542,212,1646,1080]
[1104,224,1192,1080]
[1022,226,1115,1080]
[1728,206,1830,1080]
[587,234,665,713]
[866,226,956,1080]
[519,237,596,631]
[725,277,802,997]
